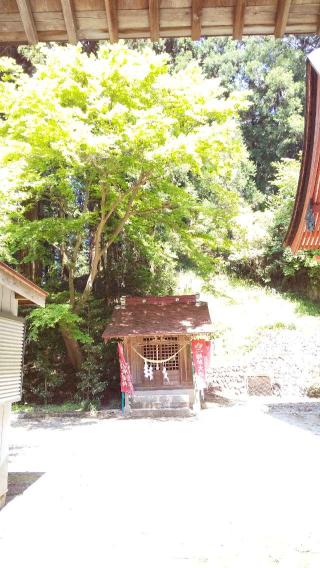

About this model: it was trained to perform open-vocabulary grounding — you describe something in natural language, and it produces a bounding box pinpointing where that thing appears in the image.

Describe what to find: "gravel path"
[1,405,320,567]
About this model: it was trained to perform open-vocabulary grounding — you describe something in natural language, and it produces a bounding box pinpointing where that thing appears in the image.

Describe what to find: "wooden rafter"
[191,0,202,41]
[61,0,77,44]
[149,0,160,42]
[0,0,319,46]
[16,0,38,44]
[0,262,47,307]
[105,0,118,43]
[274,0,292,38]
[317,10,320,35]
[233,0,246,40]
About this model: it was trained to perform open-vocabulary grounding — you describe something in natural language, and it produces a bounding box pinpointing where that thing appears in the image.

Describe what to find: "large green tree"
[154,36,320,198]
[1,43,249,368]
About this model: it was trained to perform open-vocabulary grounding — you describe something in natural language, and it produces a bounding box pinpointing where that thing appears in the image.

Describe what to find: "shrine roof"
[102,295,213,339]
[284,49,320,253]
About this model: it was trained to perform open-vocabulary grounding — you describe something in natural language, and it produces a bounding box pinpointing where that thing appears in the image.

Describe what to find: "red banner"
[118,343,134,394]
[191,339,212,389]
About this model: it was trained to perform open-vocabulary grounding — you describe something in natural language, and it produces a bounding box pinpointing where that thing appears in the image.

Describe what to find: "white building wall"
[0,283,18,315]
[0,283,18,508]
[0,403,11,508]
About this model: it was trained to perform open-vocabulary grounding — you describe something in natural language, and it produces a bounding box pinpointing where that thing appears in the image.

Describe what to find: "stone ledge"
[125,407,195,419]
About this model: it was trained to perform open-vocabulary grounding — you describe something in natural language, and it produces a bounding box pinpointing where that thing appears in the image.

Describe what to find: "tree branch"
[78,172,149,309]
[70,185,90,266]
[131,204,179,217]
[101,179,147,256]
[103,176,147,224]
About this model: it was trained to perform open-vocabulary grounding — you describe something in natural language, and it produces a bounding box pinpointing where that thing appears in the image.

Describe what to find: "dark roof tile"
[102,296,213,339]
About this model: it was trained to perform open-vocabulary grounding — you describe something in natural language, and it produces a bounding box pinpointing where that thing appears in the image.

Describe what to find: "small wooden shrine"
[103,294,213,415]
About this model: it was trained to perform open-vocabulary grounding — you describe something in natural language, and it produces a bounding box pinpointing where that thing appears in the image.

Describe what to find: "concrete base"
[127,389,196,417]
[126,407,194,418]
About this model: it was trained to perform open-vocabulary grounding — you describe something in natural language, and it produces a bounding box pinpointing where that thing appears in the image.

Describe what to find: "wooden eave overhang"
[285,49,320,254]
[0,0,320,46]
[0,261,48,306]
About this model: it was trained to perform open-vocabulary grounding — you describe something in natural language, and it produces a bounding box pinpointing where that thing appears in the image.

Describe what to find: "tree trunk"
[60,325,83,370]
[80,175,147,309]
[20,203,42,284]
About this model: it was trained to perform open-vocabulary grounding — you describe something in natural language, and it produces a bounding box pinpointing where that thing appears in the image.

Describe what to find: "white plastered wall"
[0,283,18,508]
[0,403,11,508]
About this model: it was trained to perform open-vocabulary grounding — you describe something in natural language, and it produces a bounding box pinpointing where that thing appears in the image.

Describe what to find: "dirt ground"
[1,403,320,567]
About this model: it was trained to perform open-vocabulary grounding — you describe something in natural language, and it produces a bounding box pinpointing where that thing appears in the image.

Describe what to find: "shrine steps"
[126,407,194,418]
[126,389,196,418]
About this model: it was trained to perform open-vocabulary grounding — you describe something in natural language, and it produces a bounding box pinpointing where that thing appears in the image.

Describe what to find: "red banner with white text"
[191,339,212,389]
[118,342,134,394]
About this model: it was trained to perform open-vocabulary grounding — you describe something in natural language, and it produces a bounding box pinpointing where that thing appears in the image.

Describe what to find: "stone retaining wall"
[207,328,320,398]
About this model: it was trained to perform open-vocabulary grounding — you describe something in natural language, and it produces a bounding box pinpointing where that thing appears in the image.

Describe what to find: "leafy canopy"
[154,36,308,198]
[1,43,250,337]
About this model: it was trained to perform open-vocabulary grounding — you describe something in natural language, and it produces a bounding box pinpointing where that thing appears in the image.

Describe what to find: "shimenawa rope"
[132,343,188,365]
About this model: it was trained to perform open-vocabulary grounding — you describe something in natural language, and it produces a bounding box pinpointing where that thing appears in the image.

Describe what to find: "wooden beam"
[149,0,160,42]
[0,272,46,307]
[191,0,202,41]
[105,0,118,43]
[16,0,38,44]
[61,0,77,44]
[317,10,320,35]
[274,0,292,38]
[233,0,246,40]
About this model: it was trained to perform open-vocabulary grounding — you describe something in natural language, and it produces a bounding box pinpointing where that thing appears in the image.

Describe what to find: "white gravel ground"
[1,404,320,567]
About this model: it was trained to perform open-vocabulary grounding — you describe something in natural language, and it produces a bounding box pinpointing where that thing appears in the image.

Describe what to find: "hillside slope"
[178,273,320,397]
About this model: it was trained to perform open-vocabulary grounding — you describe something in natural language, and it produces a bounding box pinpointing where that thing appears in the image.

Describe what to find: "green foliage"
[283,293,320,317]
[27,303,92,344]
[0,42,249,406]
[73,299,120,404]
[0,56,24,83]
[23,353,65,405]
[228,158,320,299]
[12,402,83,413]
[75,344,108,405]
[1,42,247,295]
[103,237,177,297]
[22,297,116,404]
[155,36,315,197]
[23,321,72,404]
[264,159,320,287]
[4,37,319,405]
[259,321,296,331]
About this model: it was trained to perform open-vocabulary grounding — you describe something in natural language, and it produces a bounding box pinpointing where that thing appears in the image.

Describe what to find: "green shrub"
[75,344,109,404]
[259,321,296,331]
